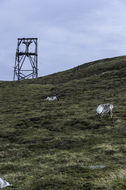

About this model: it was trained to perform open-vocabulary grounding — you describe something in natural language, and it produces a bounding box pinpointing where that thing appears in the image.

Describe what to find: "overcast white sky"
[0,0,126,81]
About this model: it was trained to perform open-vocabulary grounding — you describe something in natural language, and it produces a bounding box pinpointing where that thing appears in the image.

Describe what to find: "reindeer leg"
[100,113,103,118]
[110,111,113,118]
[109,110,112,118]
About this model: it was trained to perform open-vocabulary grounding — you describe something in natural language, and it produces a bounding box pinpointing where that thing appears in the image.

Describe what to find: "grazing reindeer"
[96,103,114,118]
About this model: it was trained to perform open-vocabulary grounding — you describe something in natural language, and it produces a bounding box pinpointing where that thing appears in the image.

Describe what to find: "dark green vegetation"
[0,56,126,189]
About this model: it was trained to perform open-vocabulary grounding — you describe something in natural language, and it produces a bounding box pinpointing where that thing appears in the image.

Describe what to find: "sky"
[0,0,126,81]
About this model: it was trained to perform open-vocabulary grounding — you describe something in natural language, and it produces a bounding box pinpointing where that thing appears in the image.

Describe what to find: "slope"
[0,56,126,189]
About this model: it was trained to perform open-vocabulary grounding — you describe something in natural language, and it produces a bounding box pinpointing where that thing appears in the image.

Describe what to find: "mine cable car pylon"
[13,38,38,80]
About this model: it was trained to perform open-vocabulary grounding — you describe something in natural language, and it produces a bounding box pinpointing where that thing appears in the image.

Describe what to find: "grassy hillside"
[0,56,126,189]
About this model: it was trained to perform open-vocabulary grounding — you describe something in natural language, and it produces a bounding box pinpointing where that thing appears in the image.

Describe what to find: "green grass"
[0,56,126,189]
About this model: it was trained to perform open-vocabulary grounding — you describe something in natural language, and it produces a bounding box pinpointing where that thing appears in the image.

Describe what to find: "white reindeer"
[96,103,114,118]
[0,177,11,188]
[45,96,58,101]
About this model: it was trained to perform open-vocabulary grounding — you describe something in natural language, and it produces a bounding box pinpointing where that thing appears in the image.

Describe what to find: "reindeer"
[96,103,114,118]
[45,96,58,101]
